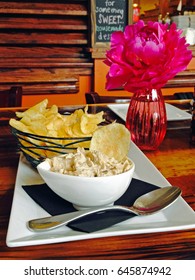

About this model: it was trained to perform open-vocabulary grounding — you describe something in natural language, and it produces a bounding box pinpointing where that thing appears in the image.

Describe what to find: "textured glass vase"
[126,88,167,150]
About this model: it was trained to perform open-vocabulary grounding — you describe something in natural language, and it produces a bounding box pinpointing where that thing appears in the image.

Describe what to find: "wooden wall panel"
[0,0,93,105]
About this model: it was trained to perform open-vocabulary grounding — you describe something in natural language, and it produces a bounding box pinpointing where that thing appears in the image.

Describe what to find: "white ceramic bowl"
[37,158,135,210]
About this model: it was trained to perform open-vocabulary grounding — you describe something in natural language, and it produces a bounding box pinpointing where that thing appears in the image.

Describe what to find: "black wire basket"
[11,127,91,168]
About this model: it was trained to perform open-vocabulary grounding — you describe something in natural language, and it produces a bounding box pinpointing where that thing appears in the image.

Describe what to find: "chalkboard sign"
[91,0,132,48]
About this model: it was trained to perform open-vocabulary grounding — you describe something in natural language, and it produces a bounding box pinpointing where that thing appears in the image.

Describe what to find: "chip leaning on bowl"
[9,99,105,166]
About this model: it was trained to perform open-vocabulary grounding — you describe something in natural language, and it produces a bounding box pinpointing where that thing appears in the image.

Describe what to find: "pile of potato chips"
[9,99,104,160]
[10,99,131,164]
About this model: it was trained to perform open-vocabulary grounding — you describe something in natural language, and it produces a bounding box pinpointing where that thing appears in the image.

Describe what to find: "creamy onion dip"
[47,148,132,177]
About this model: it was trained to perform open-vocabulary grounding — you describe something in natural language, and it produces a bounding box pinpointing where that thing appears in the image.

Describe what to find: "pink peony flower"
[104,20,192,92]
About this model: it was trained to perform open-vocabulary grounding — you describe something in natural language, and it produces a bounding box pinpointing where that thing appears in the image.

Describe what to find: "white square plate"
[108,103,192,122]
[6,142,195,247]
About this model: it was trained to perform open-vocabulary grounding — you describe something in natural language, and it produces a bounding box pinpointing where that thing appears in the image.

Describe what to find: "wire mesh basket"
[11,127,91,167]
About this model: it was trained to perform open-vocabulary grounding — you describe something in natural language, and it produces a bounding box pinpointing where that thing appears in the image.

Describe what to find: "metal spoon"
[28,186,181,232]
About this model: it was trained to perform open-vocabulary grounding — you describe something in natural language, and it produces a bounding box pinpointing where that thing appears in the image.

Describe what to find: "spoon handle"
[28,205,138,232]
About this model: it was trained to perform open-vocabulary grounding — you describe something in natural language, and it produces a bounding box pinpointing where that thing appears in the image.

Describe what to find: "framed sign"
[91,0,133,49]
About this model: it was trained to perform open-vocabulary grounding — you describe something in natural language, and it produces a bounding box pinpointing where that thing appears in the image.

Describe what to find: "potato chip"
[16,99,48,119]
[44,104,58,117]
[45,115,64,131]
[90,123,131,161]
[9,118,29,133]
[80,111,104,134]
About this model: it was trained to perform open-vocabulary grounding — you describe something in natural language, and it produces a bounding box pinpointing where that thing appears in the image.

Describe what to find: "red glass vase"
[126,88,167,150]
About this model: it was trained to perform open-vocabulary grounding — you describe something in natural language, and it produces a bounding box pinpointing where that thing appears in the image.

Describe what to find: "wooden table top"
[0,104,195,260]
